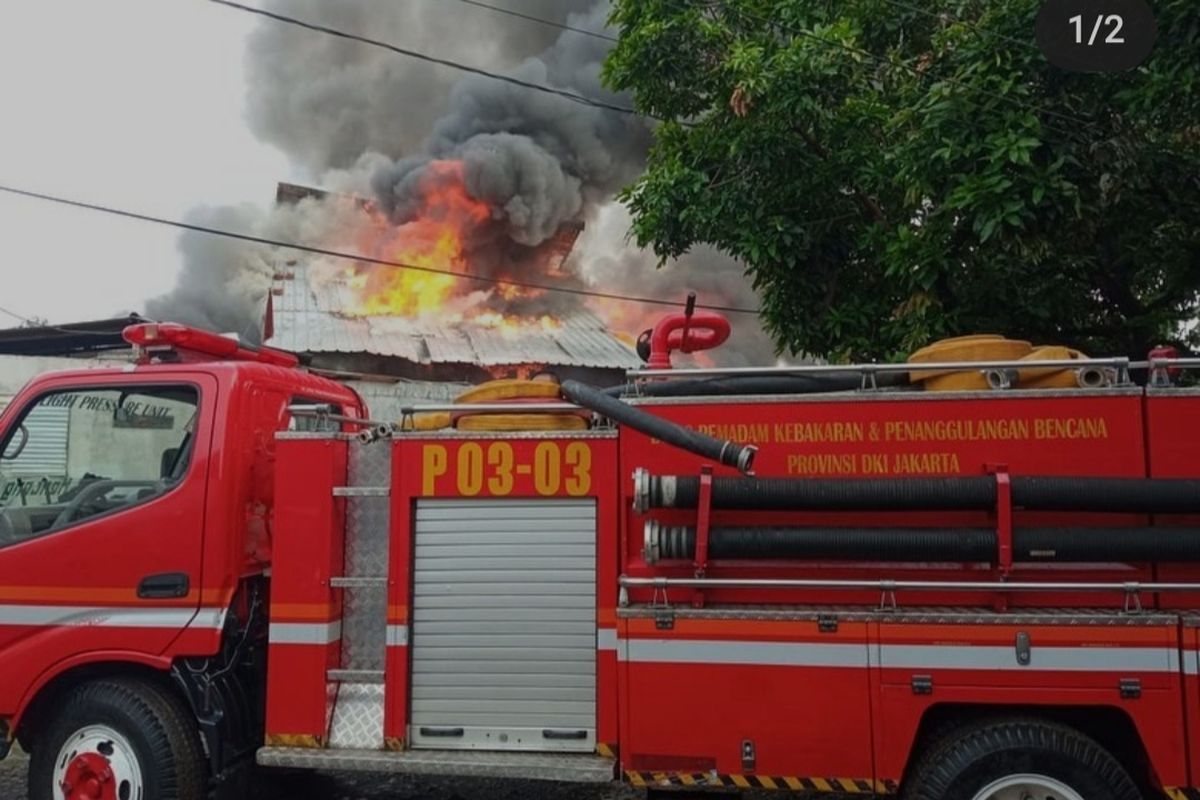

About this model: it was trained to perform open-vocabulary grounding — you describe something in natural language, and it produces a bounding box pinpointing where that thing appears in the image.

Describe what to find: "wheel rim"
[53,724,143,800]
[972,774,1085,800]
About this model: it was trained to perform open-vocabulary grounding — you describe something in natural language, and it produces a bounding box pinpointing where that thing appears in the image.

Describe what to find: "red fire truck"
[3,318,1200,800]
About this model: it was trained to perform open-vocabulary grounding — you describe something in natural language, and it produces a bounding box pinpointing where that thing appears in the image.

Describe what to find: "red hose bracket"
[987,463,1013,610]
[692,465,714,608]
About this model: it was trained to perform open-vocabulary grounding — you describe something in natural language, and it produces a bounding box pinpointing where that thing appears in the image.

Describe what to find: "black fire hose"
[644,522,1200,564]
[603,373,911,398]
[561,380,757,474]
[636,473,1200,515]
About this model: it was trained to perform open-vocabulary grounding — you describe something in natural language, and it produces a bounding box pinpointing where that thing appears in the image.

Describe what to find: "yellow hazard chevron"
[1164,789,1200,800]
[625,771,898,793]
[596,742,617,759]
[263,733,325,748]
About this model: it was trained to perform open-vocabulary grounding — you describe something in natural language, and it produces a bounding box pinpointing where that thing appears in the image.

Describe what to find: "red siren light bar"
[123,322,300,368]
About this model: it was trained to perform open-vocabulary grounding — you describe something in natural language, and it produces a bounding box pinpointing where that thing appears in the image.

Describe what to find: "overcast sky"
[0,0,293,325]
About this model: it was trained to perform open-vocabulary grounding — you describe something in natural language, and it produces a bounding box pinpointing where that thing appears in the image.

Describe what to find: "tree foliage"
[603,0,1200,360]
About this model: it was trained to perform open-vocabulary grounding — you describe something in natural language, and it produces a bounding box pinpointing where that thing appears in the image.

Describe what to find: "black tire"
[902,717,1143,800]
[29,677,206,800]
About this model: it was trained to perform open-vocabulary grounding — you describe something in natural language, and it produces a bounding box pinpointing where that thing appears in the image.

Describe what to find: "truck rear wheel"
[902,718,1142,800]
[29,678,205,800]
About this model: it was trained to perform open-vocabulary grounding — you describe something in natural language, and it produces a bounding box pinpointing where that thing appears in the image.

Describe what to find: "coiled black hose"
[642,475,1200,514]
[647,523,1200,563]
[561,380,757,473]
[1013,477,1200,513]
[652,476,995,511]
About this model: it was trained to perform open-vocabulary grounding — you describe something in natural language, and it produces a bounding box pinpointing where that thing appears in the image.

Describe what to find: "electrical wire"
[430,0,1096,135]
[0,182,765,315]
[206,0,644,119]
[0,305,32,324]
[448,0,617,43]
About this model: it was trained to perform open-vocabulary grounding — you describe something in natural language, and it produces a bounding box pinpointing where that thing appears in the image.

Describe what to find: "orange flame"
[350,160,491,318]
[339,160,640,347]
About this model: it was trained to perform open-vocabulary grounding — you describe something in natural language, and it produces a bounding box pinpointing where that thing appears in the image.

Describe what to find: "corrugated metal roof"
[268,263,640,369]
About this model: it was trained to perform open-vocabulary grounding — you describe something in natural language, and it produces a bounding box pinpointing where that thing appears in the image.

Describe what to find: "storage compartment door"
[410,498,597,751]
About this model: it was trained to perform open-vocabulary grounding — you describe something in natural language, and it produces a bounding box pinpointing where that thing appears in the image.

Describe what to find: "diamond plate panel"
[341,586,387,671]
[345,496,389,578]
[328,683,385,750]
[348,439,392,487]
[257,746,617,782]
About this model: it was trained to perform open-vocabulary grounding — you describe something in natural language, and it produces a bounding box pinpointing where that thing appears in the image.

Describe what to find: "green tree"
[603,0,1200,361]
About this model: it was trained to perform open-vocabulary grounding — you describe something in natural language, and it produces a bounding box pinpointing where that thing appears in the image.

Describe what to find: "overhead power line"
[207,0,642,119]
[0,183,763,316]
[449,0,617,43]
[0,304,32,325]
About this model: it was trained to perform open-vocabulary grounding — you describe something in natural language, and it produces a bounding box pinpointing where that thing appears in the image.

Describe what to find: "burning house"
[263,181,642,411]
[143,3,773,386]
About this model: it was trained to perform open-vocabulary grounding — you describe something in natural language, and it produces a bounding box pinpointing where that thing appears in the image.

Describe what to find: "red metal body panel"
[870,620,1188,786]
[265,437,349,743]
[1146,388,1200,786]
[614,388,1200,792]
[621,616,873,778]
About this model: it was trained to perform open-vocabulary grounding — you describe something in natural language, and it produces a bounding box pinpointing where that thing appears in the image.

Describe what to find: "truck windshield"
[0,385,199,547]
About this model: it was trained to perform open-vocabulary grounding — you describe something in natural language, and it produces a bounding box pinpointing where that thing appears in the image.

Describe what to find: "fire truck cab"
[0,324,363,798]
[3,320,1200,800]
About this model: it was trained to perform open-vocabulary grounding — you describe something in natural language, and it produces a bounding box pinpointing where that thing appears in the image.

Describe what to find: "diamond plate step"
[328,683,385,750]
[330,576,387,588]
[257,747,617,783]
[334,486,389,497]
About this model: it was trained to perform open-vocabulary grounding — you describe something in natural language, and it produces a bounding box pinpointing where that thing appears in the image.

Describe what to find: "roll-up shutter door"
[410,498,596,752]
[5,404,69,476]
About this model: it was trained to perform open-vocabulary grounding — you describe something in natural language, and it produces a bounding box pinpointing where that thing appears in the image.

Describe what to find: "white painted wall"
[0,355,121,411]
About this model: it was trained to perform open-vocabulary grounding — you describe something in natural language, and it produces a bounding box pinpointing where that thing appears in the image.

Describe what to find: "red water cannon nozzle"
[643,292,732,369]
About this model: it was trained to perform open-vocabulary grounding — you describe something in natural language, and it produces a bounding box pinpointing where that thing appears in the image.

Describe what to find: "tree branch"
[793,124,886,224]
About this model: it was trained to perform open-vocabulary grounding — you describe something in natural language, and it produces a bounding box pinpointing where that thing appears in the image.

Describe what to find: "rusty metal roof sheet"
[267,263,640,369]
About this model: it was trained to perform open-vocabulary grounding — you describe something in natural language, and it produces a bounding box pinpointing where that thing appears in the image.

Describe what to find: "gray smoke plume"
[245,0,597,175]
[145,205,270,342]
[146,195,372,344]
[575,204,779,366]
[148,0,776,364]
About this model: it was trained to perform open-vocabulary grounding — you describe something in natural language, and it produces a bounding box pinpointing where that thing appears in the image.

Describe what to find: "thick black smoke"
[371,3,651,247]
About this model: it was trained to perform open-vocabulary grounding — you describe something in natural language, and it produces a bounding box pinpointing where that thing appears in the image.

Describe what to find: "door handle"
[137,572,190,599]
[419,727,464,738]
[543,729,588,741]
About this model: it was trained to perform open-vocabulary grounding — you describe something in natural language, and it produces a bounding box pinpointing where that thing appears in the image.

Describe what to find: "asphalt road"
[0,749,639,800]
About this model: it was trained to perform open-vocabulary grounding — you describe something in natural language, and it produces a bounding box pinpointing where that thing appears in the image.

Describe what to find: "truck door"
[0,376,214,713]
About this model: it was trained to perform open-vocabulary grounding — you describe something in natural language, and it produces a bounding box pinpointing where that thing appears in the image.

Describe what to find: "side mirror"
[2,424,29,461]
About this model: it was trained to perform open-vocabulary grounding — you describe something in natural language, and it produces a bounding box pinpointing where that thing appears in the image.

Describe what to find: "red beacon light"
[123,322,300,368]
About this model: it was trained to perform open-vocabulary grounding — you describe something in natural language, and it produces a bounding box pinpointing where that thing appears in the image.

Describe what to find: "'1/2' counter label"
[421,441,592,497]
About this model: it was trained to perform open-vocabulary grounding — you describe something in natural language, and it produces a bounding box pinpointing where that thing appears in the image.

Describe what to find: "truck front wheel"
[902,718,1142,800]
[29,678,205,800]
